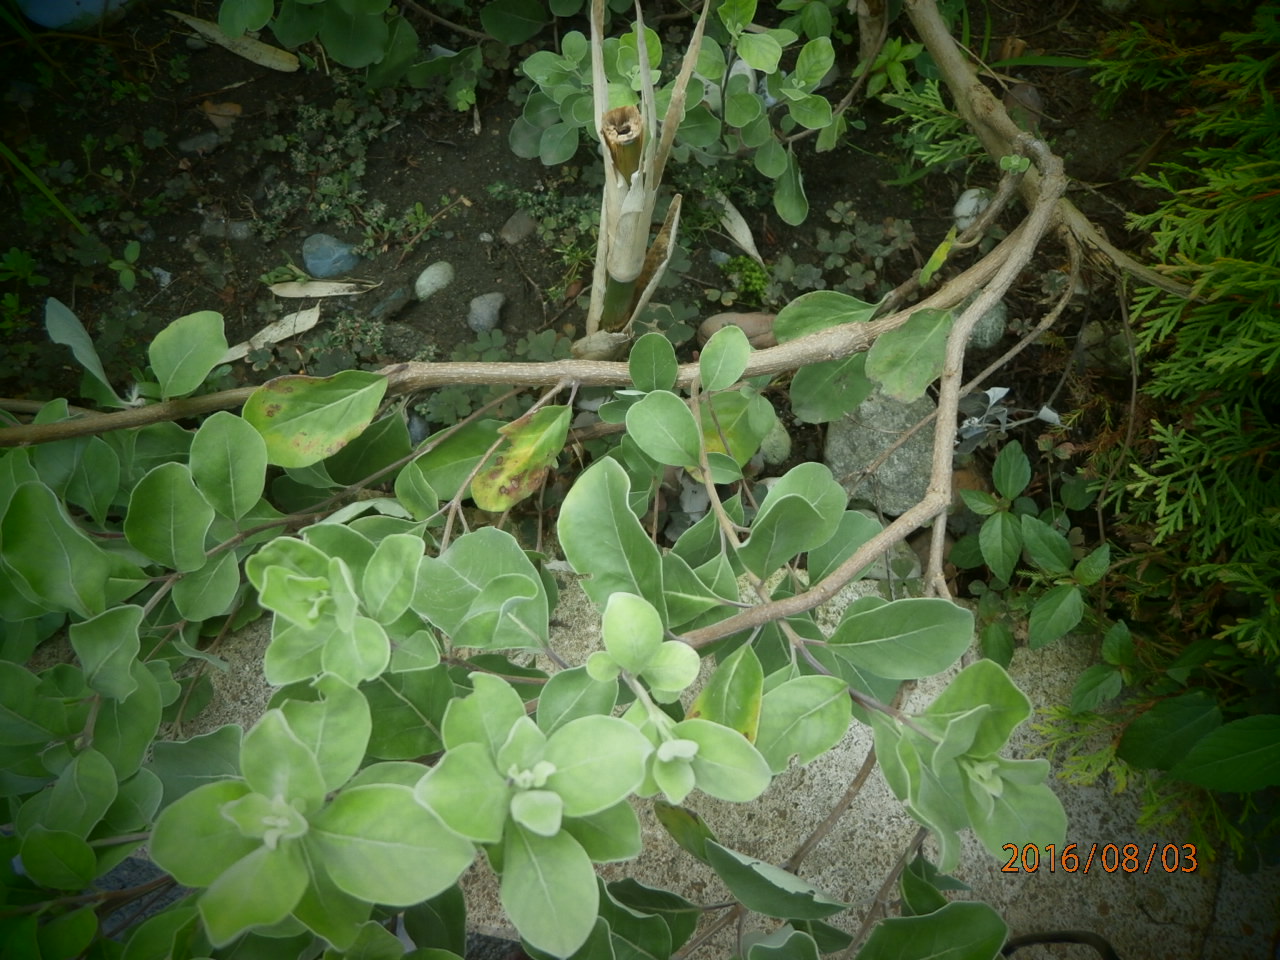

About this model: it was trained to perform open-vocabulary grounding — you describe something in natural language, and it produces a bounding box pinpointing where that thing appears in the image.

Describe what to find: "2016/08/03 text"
[1001,842,1199,874]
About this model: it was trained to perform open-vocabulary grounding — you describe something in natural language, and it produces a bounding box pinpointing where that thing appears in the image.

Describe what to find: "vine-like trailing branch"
[0,216,1029,448]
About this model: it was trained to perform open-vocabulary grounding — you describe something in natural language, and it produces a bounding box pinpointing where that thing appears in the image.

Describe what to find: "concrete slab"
[192,568,1279,959]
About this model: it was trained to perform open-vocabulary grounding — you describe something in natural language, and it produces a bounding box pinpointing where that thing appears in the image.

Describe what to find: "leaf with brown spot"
[471,405,570,513]
[242,371,386,468]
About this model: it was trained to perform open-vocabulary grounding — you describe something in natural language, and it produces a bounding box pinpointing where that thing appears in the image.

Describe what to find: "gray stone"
[414,261,455,300]
[302,233,360,279]
[824,389,935,517]
[969,298,1007,349]
[467,291,506,333]
[200,216,253,241]
[368,284,413,323]
[177,130,220,155]
[759,416,792,466]
[499,209,538,245]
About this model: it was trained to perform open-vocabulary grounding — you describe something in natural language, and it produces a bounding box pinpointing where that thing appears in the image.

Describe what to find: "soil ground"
[1,0,1159,428]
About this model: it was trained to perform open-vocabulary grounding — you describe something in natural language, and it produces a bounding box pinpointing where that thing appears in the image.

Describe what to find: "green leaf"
[394,459,440,521]
[786,93,832,129]
[45,298,124,405]
[857,900,1007,960]
[1074,542,1111,586]
[291,859,374,951]
[991,441,1030,500]
[146,724,242,807]
[473,406,571,512]
[242,372,388,468]
[539,122,581,165]
[318,4,388,68]
[415,741,510,843]
[790,352,874,424]
[753,136,787,178]
[124,462,215,573]
[308,784,475,905]
[675,718,772,802]
[511,788,563,836]
[793,36,834,87]
[806,510,881,583]
[697,390,775,468]
[35,905,97,960]
[1027,584,1084,648]
[773,147,808,225]
[1020,515,1071,575]
[965,760,1066,864]
[481,0,548,44]
[149,311,228,399]
[545,715,653,816]
[279,674,371,793]
[558,458,665,615]
[562,801,642,862]
[1071,664,1123,713]
[1168,715,1280,791]
[199,841,308,946]
[688,643,763,741]
[773,291,876,343]
[739,462,846,578]
[829,598,973,679]
[736,31,782,72]
[404,884,468,957]
[700,323,752,391]
[747,927,820,960]
[362,666,452,759]
[626,391,702,468]
[240,710,327,813]
[538,665,618,736]
[978,511,1020,583]
[729,89,764,129]
[865,309,952,401]
[501,825,598,957]
[18,826,96,890]
[441,672,528,756]
[37,747,117,838]
[94,661,163,778]
[219,0,273,35]
[705,841,846,919]
[1101,620,1135,666]
[150,780,259,885]
[1118,691,1221,771]
[629,333,678,393]
[608,879,698,952]
[923,660,1029,758]
[64,436,118,525]
[601,591,664,674]
[2,481,110,617]
[70,605,142,700]
[172,549,240,622]
[414,419,503,499]
[755,675,851,773]
[414,527,547,650]
[362,533,423,624]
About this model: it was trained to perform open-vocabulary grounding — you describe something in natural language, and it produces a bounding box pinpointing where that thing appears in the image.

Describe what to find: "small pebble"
[970,299,1007,350]
[953,188,991,232]
[467,292,506,333]
[302,233,360,279]
[368,284,413,323]
[499,209,538,245]
[177,131,220,155]
[200,217,253,241]
[759,417,792,466]
[414,261,455,300]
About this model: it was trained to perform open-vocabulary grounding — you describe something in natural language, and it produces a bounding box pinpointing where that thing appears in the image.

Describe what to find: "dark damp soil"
[0,0,1166,457]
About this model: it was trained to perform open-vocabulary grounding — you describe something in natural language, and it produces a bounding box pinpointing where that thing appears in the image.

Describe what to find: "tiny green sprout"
[999,154,1031,173]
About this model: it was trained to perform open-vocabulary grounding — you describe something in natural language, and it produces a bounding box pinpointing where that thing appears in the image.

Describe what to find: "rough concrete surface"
[194,568,1279,960]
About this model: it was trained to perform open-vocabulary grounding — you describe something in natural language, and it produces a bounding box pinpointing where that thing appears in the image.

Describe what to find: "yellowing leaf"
[471,406,571,512]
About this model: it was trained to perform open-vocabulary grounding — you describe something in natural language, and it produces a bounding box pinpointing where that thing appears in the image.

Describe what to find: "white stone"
[414,261,455,301]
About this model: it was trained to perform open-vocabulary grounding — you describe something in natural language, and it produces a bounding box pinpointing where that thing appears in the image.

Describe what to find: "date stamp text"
[1001,843,1199,874]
